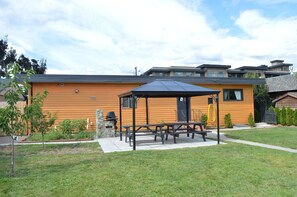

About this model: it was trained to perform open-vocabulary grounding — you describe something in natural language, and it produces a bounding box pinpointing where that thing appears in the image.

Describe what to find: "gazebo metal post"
[216,93,220,144]
[145,97,149,125]
[119,97,122,141]
[132,95,136,150]
[186,97,190,136]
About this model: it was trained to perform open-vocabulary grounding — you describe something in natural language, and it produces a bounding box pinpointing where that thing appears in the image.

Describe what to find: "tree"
[224,113,233,128]
[0,36,46,78]
[24,91,57,149]
[0,62,34,177]
[248,113,255,127]
[244,73,271,122]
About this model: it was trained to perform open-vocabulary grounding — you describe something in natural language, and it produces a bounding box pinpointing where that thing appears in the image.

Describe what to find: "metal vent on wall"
[90,96,96,100]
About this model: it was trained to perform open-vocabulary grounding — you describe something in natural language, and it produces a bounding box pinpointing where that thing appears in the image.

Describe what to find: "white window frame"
[223,89,243,101]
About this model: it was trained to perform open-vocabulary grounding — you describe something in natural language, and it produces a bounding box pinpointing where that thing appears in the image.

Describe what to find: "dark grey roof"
[264,71,290,75]
[27,74,265,85]
[272,92,297,103]
[270,60,284,64]
[266,74,297,93]
[142,67,170,75]
[0,79,10,92]
[268,63,293,69]
[227,69,247,74]
[236,65,268,71]
[119,79,220,98]
[197,64,231,69]
[0,79,26,100]
[141,66,205,75]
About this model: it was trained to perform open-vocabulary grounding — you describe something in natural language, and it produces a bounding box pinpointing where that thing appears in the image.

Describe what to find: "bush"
[224,113,233,128]
[201,114,208,128]
[286,108,294,126]
[0,108,4,134]
[248,113,255,127]
[74,131,95,140]
[59,119,74,136]
[294,109,297,126]
[274,107,280,124]
[280,107,287,125]
[47,129,67,140]
[72,119,87,131]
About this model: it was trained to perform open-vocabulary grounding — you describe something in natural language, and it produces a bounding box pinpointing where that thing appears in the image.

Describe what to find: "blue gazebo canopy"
[119,79,220,98]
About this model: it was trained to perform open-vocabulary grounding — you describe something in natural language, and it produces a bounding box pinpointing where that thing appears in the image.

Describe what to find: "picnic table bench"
[122,124,165,146]
[163,122,211,143]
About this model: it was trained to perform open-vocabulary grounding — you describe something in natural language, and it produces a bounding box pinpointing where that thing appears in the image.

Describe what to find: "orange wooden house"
[28,75,264,130]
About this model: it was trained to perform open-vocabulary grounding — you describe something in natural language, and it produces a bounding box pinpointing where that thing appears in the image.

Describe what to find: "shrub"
[74,131,95,140]
[59,119,74,136]
[72,119,87,131]
[224,113,233,128]
[201,114,208,128]
[47,129,66,140]
[274,107,280,124]
[248,113,255,127]
[280,107,287,125]
[0,108,4,134]
[294,109,297,126]
[286,108,294,126]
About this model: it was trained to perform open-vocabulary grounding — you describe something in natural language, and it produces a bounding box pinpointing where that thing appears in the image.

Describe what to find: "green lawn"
[1,142,297,196]
[224,127,297,149]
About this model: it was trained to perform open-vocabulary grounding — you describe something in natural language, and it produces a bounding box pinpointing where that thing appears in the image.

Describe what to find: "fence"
[0,101,26,112]
[264,110,277,124]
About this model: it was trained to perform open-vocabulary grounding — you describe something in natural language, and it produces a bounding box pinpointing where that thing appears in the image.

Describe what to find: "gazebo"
[118,79,221,150]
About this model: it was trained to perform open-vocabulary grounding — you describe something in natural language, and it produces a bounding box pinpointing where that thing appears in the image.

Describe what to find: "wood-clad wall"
[31,82,254,130]
[275,96,297,109]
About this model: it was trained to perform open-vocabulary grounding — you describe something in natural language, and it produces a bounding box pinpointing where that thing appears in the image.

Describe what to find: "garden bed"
[24,131,96,142]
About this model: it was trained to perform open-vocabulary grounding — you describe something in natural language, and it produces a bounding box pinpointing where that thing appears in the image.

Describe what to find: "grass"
[224,127,297,149]
[1,142,297,196]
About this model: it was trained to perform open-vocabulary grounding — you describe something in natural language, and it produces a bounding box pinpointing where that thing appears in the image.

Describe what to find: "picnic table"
[163,122,211,143]
[121,122,211,146]
[121,123,165,146]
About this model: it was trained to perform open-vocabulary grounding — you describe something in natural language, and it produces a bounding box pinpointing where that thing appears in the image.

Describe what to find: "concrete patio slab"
[98,135,225,153]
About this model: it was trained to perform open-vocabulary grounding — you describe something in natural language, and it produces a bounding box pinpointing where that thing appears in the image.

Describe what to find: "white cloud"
[0,0,296,74]
[234,10,297,68]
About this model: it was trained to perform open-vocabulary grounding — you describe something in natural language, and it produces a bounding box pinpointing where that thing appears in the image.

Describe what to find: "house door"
[177,97,191,121]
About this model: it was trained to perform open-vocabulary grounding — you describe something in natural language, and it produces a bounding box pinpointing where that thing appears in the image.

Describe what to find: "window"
[152,72,166,76]
[207,71,224,77]
[122,97,137,108]
[174,72,184,76]
[172,72,197,77]
[223,89,243,101]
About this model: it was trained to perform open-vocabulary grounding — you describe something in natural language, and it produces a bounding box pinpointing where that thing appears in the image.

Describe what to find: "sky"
[1,0,297,75]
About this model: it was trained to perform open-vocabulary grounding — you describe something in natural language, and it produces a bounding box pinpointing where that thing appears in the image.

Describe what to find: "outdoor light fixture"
[74,89,79,93]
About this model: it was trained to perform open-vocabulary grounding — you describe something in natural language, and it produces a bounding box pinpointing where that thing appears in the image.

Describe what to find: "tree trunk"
[42,133,45,150]
[10,135,15,177]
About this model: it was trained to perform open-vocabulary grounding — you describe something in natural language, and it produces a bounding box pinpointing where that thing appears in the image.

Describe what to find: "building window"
[207,71,224,77]
[172,72,197,77]
[152,72,165,76]
[174,72,184,76]
[122,97,137,108]
[223,89,243,101]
